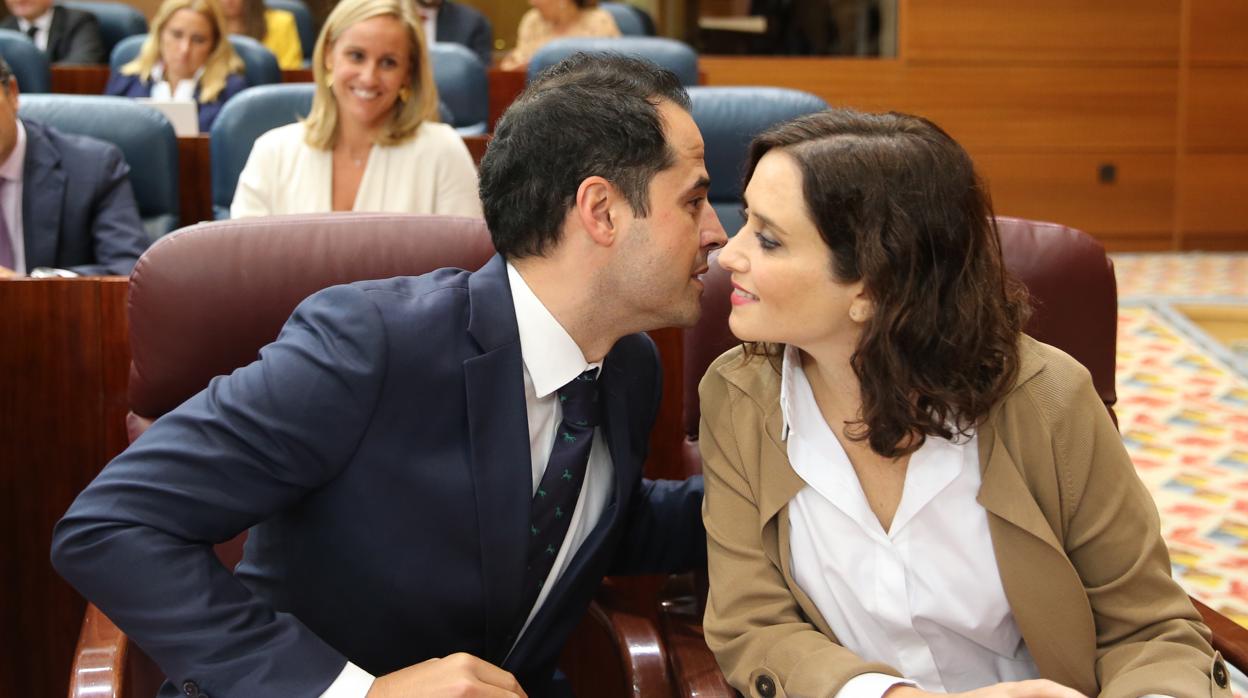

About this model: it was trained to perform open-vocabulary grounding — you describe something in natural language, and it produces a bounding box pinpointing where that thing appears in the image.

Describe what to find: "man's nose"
[700,203,728,250]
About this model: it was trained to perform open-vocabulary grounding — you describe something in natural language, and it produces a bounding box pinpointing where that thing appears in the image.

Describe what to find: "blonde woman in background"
[499,0,619,71]
[230,0,481,218]
[105,0,246,133]
[220,0,303,69]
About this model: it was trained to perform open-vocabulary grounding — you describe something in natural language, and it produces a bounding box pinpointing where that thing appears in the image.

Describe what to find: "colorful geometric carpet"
[1112,253,1248,629]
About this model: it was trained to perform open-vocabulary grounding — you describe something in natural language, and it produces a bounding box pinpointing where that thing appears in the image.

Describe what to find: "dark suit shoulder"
[25,118,126,169]
[0,16,17,29]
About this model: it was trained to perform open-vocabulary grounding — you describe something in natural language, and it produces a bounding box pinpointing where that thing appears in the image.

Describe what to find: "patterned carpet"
[1112,253,1248,628]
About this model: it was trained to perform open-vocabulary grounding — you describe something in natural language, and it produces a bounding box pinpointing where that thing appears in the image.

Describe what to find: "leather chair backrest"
[263,0,315,62]
[527,36,699,86]
[681,217,1119,462]
[208,82,313,219]
[0,28,51,92]
[430,42,488,134]
[688,86,828,228]
[110,33,282,87]
[127,213,496,432]
[601,2,651,36]
[62,0,147,55]
[18,94,181,239]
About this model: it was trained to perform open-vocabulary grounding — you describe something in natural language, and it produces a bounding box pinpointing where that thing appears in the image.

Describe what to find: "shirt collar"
[150,62,206,84]
[779,343,801,441]
[506,261,602,398]
[0,119,27,182]
[18,8,54,33]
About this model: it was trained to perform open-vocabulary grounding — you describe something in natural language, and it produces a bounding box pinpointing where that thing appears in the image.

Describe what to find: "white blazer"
[230,121,483,218]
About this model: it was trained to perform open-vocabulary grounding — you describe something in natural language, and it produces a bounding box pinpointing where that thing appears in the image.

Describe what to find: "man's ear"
[574,175,618,248]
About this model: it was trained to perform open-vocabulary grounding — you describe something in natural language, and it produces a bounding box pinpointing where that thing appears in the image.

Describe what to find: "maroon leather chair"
[65,214,661,698]
[656,217,1248,697]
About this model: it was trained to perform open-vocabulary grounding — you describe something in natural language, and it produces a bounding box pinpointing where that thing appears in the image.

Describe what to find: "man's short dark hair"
[0,55,14,91]
[478,53,691,259]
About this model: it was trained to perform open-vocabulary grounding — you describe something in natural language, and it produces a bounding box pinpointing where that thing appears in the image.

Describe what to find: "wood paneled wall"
[701,0,1247,250]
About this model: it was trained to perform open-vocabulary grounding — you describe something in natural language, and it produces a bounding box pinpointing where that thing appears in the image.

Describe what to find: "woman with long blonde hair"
[105,0,246,133]
[229,0,481,218]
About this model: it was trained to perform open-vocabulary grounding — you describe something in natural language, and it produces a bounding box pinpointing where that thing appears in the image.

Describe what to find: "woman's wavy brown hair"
[745,109,1031,458]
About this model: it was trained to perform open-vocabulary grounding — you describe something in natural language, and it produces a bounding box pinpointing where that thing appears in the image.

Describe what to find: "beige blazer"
[230,122,483,219]
[699,335,1229,698]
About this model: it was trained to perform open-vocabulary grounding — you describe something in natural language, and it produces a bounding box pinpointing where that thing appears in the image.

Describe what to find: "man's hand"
[365,653,528,697]
[888,680,1087,698]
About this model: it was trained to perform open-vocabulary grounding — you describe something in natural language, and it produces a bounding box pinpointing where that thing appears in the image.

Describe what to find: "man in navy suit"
[418,0,493,67]
[2,0,107,63]
[0,58,147,278]
[52,53,726,697]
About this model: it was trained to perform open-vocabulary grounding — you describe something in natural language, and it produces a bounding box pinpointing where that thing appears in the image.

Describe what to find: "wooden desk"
[488,68,525,131]
[177,135,213,227]
[0,278,131,698]
[49,65,110,95]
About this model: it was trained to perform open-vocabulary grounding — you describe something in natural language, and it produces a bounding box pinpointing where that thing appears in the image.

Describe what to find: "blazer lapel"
[464,255,533,663]
[20,120,65,271]
[977,386,1099,696]
[46,6,67,58]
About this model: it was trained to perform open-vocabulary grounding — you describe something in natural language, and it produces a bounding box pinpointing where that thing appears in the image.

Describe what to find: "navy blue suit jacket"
[52,255,705,697]
[19,118,148,276]
[105,72,247,133]
[437,1,493,67]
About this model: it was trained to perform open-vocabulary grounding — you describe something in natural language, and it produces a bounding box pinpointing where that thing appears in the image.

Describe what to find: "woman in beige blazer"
[230,0,481,218]
[699,109,1229,698]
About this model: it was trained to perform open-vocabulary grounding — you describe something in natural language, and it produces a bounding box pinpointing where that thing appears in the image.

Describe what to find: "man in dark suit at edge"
[0,57,148,278]
[417,0,494,67]
[2,0,107,64]
[52,54,726,697]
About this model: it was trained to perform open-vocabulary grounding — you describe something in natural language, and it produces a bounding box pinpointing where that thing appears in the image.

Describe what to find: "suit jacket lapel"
[46,6,67,58]
[464,255,532,663]
[21,120,64,271]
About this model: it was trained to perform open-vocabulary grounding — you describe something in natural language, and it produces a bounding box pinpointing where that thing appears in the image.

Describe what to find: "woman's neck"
[797,340,864,434]
[336,118,380,156]
[225,16,245,35]
[548,3,580,31]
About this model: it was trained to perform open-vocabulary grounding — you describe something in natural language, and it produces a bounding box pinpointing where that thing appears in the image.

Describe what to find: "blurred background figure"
[220,0,302,69]
[0,56,148,278]
[1,0,106,63]
[105,0,247,132]
[230,0,480,217]
[416,0,492,67]
[499,0,618,71]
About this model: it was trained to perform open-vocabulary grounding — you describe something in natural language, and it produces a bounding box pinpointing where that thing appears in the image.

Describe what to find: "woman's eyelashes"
[754,231,780,251]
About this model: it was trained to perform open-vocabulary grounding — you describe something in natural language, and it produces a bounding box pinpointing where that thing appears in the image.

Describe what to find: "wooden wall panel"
[977,153,1175,248]
[1184,67,1248,152]
[700,58,1178,152]
[1177,154,1248,238]
[1188,0,1248,64]
[903,0,1180,65]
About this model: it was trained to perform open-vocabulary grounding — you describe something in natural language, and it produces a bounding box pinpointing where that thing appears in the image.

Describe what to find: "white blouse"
[230,121,483,219]
[780,344,1041,698]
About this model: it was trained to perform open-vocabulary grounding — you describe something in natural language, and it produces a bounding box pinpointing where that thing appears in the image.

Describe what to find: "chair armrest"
[1192,596,1248,672]
[561,596,673,698]
[68,603,126,698]
[657,574,737,698]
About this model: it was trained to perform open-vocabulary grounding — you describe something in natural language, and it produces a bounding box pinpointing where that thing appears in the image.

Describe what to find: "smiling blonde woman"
[229,0,482,218]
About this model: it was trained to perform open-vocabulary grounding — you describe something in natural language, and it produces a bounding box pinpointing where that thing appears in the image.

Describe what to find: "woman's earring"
[398,86,412,103]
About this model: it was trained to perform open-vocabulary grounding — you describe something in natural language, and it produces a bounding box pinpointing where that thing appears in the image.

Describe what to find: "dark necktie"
[515,368,601,627]
[0,198,14,270]
[25,25,38,41]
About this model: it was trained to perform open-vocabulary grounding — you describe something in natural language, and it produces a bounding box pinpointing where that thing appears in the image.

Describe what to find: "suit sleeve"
[58,11,107,64]
[230,129,279,218]
[700,360,900,698]
[608,334,707,575]
[467,13,494,68]
[50,284,392,697]
[1047,364,1229,698]
[70,144,149,276]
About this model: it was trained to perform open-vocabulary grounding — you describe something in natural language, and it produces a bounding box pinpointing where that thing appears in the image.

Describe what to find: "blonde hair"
[120,0,244,104]
[304,0,439,149]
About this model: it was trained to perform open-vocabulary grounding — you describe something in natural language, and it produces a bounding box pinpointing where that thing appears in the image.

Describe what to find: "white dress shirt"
[421,6,438,44]
[0,119,28,274]
[148,63,203,102]
[780,345,1041,698]
[320,262,615,697]
[16,10,53,51]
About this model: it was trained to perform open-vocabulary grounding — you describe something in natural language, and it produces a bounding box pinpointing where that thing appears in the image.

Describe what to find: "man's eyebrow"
[683,176,711,195]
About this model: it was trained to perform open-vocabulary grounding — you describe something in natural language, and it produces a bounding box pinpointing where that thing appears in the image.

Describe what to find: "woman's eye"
[755,231,780,251]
